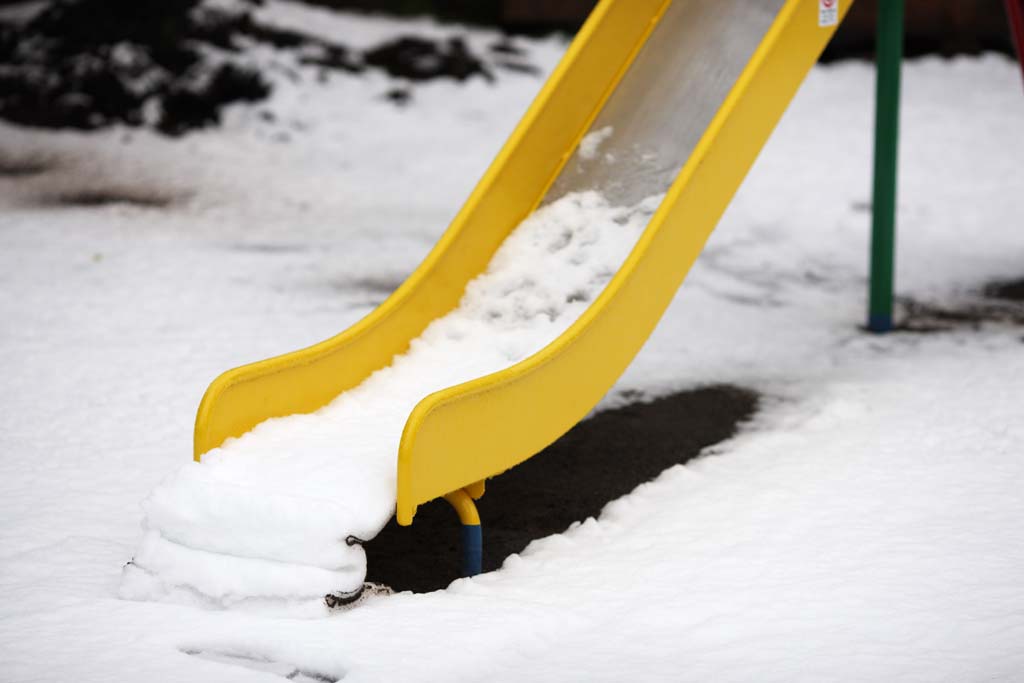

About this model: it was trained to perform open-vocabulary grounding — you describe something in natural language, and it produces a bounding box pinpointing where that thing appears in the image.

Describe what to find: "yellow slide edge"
[395,0,853,524]
[193,0,669,461]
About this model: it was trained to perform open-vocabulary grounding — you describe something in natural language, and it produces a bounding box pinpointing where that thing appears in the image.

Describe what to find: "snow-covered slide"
[122,0,852,614]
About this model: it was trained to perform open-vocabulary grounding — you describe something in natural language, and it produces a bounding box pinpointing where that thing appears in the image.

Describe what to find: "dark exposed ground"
[986,278,1024,303]
[0,0,503,135]
[0,0,272,134]
[0,150,54,177]
[3,0,1016,137]
[895,284,1024,333]
[365,385,758,593]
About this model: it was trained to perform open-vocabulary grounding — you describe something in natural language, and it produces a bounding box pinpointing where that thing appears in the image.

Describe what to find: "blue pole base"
[867,313,893,333]
[460,524,482,577]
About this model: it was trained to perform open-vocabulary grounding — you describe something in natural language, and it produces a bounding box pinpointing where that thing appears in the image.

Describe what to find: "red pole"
[1007,0,1024,88]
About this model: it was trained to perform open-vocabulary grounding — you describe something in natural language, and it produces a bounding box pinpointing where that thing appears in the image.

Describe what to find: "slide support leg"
[1006,0,1024,89]
[443,489,482,578]
[868,0,904,333]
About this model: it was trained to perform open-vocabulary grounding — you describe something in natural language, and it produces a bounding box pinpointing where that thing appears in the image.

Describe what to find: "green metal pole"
[868,0,904,332]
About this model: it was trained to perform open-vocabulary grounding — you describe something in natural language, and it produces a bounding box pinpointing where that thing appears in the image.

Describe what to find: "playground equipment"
[867,0,1024,331]
[867,0,902,333]
[194,0,853,578]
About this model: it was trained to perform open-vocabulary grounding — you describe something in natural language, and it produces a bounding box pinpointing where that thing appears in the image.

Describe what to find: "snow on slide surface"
[121,189,659,614]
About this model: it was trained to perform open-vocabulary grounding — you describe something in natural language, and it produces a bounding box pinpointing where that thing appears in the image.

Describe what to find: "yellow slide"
[194,0,852,527]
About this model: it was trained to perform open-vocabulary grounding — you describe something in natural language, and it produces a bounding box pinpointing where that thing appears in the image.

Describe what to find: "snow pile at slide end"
[120,190,661,616]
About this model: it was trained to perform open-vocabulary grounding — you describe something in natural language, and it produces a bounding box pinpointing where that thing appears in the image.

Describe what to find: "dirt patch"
[895,293,1024,333]
[347,276,405,294]
[0,0,521,136]
[494,60,542,75]
[43,187,179,209]
[0,0,271,135]
[985,278,1024,303]
[365,385,758,593]
[332,275,405,296]
[382,87,412,106]
[364,36,491,83]
[0,152,55,177]
[159,63,271,136]
[328,275,406,308]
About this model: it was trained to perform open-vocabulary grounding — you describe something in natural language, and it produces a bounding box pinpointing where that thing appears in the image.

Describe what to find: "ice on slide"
[121,189,661,615]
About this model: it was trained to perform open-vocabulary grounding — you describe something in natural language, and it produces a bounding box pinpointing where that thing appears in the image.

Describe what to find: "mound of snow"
[120,190,660,615]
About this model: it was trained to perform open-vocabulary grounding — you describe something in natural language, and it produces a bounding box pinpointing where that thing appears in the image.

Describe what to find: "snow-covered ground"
[2,4,1024,680]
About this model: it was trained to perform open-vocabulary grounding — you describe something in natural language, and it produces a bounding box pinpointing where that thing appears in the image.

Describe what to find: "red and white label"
[819,0,838,27]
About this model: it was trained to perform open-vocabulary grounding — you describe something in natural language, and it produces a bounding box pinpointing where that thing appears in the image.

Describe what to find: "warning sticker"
[819,0,838,27]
